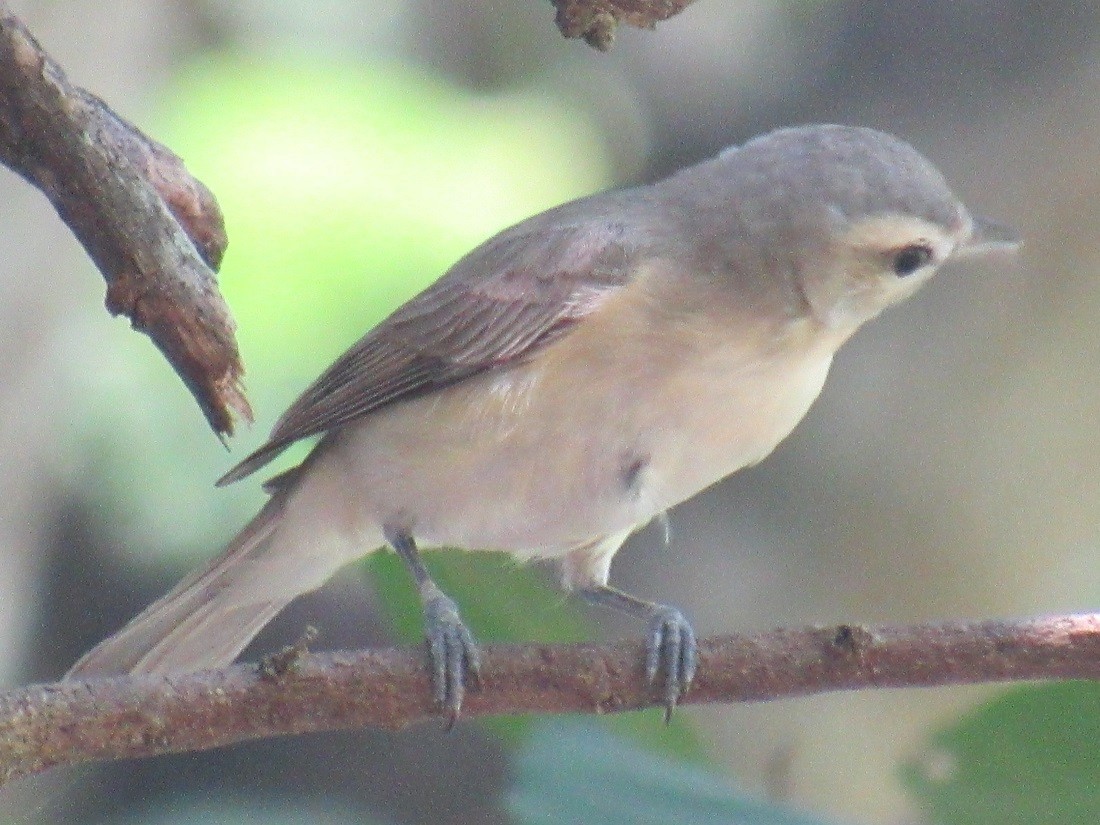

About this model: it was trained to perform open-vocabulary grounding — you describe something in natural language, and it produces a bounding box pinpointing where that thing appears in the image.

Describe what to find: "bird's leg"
[386,528,480,726]
[579,584,697,721]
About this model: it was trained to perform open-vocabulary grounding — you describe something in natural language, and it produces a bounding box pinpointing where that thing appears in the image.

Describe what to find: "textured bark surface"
[3,614,1098,784]
[0,9,249,436]
[551,0,698,50]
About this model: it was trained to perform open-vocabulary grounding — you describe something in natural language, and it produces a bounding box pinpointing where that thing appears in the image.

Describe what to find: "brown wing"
[217,214,639,486]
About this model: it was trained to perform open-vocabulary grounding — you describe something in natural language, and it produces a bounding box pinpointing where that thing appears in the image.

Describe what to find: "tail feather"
[67,494,291,678]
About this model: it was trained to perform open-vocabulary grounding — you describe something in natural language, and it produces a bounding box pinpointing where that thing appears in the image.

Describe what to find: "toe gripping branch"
[581,585,698,720]
[387,530,481,726]
[388,529,696,724]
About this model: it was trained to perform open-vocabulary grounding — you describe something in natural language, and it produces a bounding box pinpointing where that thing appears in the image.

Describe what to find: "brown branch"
[551,0,698,50]
[2,614,1099,784]
[0,8,251,437]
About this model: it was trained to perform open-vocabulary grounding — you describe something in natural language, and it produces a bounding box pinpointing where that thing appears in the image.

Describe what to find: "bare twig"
[551,0,698,50]
[2,614,1098,784]
[0,9,250,437]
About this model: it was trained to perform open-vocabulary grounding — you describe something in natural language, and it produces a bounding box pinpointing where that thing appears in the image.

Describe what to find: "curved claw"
[644,606,697,721]
[422,591,481,726]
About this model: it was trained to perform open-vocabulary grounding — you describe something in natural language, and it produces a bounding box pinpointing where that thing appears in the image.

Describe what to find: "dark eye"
[891,243,934,277]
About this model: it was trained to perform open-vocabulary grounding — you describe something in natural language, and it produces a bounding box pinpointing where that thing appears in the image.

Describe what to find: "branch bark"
[0,8,251,437]
[3,614,1098,784]
[551,0,699,50]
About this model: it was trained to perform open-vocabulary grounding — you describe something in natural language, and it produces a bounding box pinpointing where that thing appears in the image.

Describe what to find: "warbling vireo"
[67,124,1016,720]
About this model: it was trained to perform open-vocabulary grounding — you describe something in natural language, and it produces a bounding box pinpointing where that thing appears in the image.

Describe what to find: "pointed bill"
[958,214,1021,258]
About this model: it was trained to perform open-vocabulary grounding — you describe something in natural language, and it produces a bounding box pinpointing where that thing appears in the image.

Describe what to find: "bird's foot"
[644,605,698,722]
[422,589,481,728]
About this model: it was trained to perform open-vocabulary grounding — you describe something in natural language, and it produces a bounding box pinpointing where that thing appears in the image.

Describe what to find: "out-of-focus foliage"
[509,721,847,825]
[902,681,1100,825]
[117,800,378,824]
[157,56,614,387]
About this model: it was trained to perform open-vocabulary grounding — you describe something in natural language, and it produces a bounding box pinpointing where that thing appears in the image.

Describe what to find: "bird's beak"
[956,214,1021,258]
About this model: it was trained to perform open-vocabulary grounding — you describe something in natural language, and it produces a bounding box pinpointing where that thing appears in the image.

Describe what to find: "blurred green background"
[1,1,1100,824]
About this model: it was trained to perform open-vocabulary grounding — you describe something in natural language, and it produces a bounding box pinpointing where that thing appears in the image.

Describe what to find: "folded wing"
[218,210,644,486]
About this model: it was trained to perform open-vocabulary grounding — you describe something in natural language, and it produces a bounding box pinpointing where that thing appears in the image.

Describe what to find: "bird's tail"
[66,462,363,678]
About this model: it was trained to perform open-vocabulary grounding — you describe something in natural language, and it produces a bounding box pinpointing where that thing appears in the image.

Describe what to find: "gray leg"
[579,584,697,721]
[386,528,480,725]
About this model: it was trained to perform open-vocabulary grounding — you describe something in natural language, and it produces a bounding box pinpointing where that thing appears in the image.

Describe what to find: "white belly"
[325,271,841,561]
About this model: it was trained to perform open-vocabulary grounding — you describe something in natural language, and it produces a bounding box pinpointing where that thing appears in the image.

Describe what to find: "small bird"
[67,125,1015,721]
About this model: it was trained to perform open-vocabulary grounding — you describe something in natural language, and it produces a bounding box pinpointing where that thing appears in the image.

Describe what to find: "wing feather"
[217,214,639,486]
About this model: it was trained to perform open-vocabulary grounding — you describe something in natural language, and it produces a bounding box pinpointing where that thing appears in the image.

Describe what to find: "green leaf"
[508,721,847,825]
[902,681,1100,825]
